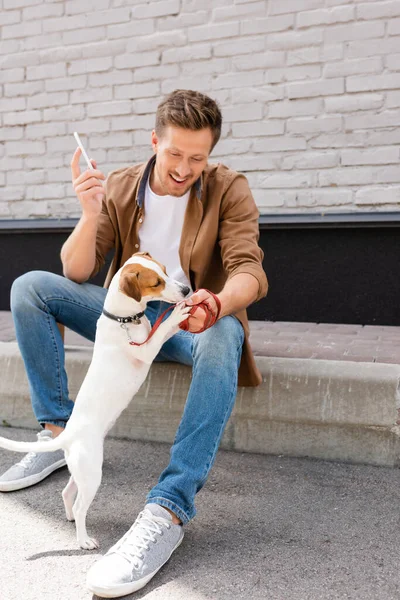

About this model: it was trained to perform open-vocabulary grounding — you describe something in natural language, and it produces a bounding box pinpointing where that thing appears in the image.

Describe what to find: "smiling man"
[3,90,268,597]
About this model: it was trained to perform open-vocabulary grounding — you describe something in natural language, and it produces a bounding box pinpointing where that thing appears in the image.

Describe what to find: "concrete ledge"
[1,342,400,467]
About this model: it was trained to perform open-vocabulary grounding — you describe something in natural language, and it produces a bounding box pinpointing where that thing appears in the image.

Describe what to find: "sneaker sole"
[86,533,184,598]
[0,458,67,492]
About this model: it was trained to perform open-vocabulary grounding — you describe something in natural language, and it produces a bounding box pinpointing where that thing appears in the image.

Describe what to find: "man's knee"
[11,270,61,311]
[193,316,244,361]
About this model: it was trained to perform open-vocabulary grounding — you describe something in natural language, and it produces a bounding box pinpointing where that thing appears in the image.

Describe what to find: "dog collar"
[102,308,145,325]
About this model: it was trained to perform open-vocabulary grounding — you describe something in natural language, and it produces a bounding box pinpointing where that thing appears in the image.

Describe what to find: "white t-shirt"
[138,178,193,291]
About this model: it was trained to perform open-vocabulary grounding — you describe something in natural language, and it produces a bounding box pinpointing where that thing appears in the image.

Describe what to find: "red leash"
[129,289,221,347]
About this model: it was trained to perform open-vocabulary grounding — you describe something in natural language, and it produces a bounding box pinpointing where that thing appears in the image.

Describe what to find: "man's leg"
[87,310,244,597]
[0,270,107,492]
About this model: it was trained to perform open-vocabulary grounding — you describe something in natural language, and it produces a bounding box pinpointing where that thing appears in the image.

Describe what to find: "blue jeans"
[11,271,244,524]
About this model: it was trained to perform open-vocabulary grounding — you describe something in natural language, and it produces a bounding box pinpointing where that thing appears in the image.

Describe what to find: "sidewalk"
[1,425,400,600]
[2,311,400,364]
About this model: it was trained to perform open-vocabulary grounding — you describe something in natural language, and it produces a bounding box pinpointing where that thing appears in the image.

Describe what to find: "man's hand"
[183,289,220,333]
[71,147,106,219]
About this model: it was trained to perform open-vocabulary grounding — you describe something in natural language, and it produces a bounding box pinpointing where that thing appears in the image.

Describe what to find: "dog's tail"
[0,433,66,454]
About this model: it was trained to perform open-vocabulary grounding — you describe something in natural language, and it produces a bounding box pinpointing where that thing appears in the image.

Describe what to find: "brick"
[268,98,323,118]
[131,0,180,18]
[0,50,39,68]
[163,43,211,63]
[233,52,285,71]
[224,155,281,173]
[89,70,133,87]
[70,87,113,105]
[232,86,285,104]
[80,40,126,60]
[347,73,400,92]
[386,91,400,108]
[3,111,42,125]
[321,43,344,62]
[87,101,132,118]
[91,133,133,149]
[319,166,400,186]
[0,97,26,112]
[212,71,264,90]
[68,57,113,75]
[85,8,130,27]
[324,57,382,78]
[345,111,400,130]
[27,92,68,110]
[188,21,240,43]
[26,122,66,139]
[267,64,321,83]
[67,119,111,135]
[222,103,263,122]
[25,185,66,200]
[309,132,367,149]
[357,1,400,20]
[324,94,384,113]
[287,78,344,99]
[6,140,45,156]
[253,137,307,153]
[267,28,323,50]
[63,27,106,46]
[111,114,155,131]
[348,36,400,58]
[232,121,285,138]
[0,10,21,25]
[7,170,46,185]
[269,0,324,15]
[325,21,385,43]
[44,106,85,122]
[134,64,179,83]
[296,188,353,206]
[282,152,339,170]
[115,51,160,69]
[388,18,400,35]
[27,63,67,80]
[23,2,63,19]
[241,14,294,34]
[65,0,111,14]
[213,1,266,22]
[157,11,208,32]
[209,138,252,157]
[1,68,24,83]
[45,75,87,93]
[127,31,187,52]
[286,47,320,65]
[43,14,81,32]
[107,19,155,39]
[162,75,212,94]
[297,6,355,28]
[386,53,400,71]
[287,116,342,134]
[3,0,41,8]
[342,147,400,166]
[115,82,160,99]
[0,127,24,141]
[256,171,315,189]
[355,186,400,205]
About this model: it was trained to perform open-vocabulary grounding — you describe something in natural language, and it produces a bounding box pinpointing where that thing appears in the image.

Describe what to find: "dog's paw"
[79,536,99,550]
[65,511,75,522]
[168,303,191,327]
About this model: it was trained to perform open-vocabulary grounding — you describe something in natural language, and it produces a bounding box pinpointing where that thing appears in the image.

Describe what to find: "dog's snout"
[181,285,191,297]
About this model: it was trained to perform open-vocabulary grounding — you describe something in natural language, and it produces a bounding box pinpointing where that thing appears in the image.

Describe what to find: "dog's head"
[118,252,191,304]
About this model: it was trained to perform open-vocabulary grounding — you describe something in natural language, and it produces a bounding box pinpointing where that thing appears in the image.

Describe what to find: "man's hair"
[155,89,222,151]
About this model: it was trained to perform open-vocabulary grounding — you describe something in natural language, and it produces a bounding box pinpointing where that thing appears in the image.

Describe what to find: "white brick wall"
[1,0,400,217]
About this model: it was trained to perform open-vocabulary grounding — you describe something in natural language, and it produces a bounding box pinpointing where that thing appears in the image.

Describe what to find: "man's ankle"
[157,505,182,525]
[44,424,64,438]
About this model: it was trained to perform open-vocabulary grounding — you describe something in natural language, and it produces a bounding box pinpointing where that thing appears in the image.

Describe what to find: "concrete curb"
[1,342,400,466]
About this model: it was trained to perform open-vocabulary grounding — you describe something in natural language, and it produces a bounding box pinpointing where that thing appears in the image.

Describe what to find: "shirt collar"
[136,154,203,208]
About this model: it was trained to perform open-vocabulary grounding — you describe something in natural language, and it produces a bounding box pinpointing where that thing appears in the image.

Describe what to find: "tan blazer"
[91,156,268,386]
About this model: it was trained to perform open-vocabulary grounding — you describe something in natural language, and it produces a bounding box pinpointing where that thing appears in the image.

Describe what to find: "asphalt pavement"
[1,426,400,600]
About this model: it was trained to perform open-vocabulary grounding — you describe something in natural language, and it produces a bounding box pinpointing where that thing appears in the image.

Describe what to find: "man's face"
[150,125,213,197]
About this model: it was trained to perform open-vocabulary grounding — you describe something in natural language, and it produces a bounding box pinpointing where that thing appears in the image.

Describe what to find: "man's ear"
[119,272,141,302]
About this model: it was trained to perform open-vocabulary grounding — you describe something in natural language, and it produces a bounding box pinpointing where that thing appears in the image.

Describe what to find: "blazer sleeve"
[218,174,268,301]
[89,180,116,280]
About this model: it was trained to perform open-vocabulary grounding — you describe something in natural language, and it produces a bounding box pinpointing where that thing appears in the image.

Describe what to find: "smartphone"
[73,132,95,171]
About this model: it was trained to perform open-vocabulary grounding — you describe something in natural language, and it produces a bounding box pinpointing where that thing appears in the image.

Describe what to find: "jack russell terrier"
[0,252,191,550]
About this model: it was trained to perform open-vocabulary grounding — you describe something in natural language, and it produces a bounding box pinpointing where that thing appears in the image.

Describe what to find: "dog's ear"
[133,251,152,259]
[119,272,141,302]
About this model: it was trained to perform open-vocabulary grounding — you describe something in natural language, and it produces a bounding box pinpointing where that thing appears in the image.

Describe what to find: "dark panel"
[248,226,400,325]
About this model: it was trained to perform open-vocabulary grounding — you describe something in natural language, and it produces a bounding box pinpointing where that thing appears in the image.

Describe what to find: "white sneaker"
[0,430,66,492]
[86,504,184,598]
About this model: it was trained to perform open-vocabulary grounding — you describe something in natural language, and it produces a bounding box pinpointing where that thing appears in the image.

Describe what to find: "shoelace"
[112,510,171,566]
[17,452,37,469]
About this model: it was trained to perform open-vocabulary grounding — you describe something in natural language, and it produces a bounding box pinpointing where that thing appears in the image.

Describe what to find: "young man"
[1,89,267,597]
